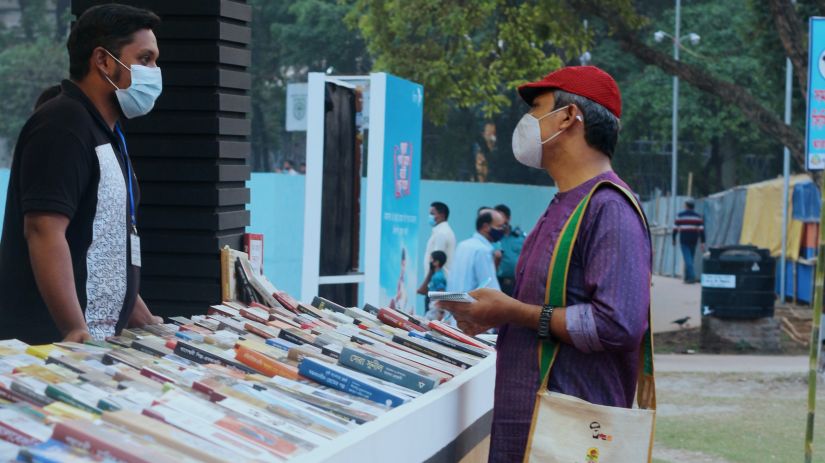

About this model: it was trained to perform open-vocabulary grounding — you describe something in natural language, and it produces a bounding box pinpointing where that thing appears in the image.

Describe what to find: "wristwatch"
[538,304,555,340]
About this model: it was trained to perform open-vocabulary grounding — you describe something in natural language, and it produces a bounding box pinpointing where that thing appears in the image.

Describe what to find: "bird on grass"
[671,316,691,329]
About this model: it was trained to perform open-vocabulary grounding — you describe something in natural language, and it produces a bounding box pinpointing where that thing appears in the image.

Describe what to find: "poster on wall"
[286,83,308,132]
[377,75,424,314]
[806,17,825,171]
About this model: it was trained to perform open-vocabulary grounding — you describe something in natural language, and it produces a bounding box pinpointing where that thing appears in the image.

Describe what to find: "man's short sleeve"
[19,129,92,219]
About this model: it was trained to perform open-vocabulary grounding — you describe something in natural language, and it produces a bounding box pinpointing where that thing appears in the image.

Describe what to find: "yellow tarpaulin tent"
[739,175,808,259]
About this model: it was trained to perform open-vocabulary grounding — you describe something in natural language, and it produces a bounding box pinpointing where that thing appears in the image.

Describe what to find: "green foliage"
[0,39,67,142]
[594,0,792,195]
[0,3,67,158]
[350,0,593,123]
[248,0,370,171]
[351,0,813,190]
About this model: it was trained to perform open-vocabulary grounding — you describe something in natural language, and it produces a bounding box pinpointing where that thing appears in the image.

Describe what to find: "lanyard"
[113,124,137,233]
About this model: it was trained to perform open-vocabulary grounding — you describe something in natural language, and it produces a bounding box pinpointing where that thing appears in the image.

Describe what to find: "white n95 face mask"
[511,105,582,169]
[103,49,163,119]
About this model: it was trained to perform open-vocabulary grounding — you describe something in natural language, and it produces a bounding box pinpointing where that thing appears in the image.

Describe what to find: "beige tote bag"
[523,181,656,462]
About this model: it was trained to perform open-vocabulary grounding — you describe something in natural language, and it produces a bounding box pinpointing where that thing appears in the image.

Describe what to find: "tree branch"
[615,30,806,172]
[768,0,808,98]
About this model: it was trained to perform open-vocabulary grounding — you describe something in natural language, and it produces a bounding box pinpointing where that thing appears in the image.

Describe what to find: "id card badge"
[130,232,141,267]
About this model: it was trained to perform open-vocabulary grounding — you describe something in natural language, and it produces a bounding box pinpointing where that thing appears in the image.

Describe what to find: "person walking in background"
[448,210,504,294]
[472,122,496,182]
[282,159,298,175]
[417,250,448,320]
[423,201,456,272]
[673,199,705,284]
[494,204,525,297]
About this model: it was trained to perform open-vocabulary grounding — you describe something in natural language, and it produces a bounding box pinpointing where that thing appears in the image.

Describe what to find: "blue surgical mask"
[103,49,162,119]
[428,214,437,227]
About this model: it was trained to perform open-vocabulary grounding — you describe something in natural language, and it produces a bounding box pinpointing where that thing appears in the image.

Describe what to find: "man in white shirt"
[423,201,456,272]
[448,209,504,293]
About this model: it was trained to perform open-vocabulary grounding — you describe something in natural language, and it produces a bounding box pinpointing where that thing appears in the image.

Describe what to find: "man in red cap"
[440,66,651,461]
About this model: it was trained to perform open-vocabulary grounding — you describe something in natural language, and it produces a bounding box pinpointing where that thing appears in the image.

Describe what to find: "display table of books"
[0,295,496,462]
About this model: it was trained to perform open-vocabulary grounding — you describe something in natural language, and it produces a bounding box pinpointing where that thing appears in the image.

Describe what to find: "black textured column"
[71,0,251,317]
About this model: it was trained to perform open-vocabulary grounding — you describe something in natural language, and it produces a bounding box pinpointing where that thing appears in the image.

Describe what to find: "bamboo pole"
[805,176,825,462]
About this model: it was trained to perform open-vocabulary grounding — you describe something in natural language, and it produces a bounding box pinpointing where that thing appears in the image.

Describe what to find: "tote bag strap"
[535,181,655,410]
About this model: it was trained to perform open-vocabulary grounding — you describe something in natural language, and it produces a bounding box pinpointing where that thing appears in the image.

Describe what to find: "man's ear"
[559,104,581,129]
[91,47,115,79]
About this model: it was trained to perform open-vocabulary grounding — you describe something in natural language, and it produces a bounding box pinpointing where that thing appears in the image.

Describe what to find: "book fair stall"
[0,0,498,457]
[0,247,495,462]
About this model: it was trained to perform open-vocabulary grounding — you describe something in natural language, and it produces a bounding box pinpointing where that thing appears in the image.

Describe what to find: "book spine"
[51,421,153,463]
[338,347,435,393]
[377,309,424,332]
[0,421,40,446]
[191,381,228,402]
[362,304,380,315]
[350,335,376,346]
[429,320,492,350]
[140,367,176,385]
[44,356,86,374]
[239,309,269,324]
[220,247,231,302]
[273,292,298,312]
[298,359,406,407]
[425,332,488,358]
[391,336,472,369]
[130,342,167,358]
[44,385,102,415]
[244,323,277,339]
[235,346,300,380]
[295,304,323,319]
[265,338,297,353]
[311,296,346,313]
[9,383,52,407]
[173,342,256,374]
[277,329,308,346]
[320,345,341,360]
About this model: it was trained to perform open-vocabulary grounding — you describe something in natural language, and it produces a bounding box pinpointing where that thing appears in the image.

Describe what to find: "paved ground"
[655,354,808,373]
[652,275,702,333]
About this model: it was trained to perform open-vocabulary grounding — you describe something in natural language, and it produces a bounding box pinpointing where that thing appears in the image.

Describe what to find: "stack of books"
[0,291,494,461]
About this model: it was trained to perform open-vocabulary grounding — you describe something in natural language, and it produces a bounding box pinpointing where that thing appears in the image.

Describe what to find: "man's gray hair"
[553,90,621,158]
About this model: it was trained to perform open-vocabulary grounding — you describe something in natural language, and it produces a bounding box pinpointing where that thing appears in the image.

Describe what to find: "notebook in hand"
[427,291,477,303]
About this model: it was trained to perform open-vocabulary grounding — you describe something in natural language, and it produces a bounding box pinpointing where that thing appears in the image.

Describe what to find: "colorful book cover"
[0,408,51,446]
[234,345,300,380]
[298,358,408,408]
[390,335,473,369]
[338,346,437,393]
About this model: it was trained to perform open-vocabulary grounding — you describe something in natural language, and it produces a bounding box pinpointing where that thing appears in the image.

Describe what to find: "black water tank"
[701,245,775,319]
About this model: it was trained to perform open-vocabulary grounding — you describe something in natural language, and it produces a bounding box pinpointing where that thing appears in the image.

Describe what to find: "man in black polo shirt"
[0,4,164,344]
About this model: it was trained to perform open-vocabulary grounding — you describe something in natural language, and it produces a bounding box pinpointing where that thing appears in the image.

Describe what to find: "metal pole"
[781,57,792,303]
[671,0,681,278]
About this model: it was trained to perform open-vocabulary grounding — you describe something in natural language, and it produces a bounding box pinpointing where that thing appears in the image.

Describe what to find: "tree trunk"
[251,102,269,172]
[55,0,70,40]
[768,0,808,99]
[720,136,737,189]
[707,136,723,193]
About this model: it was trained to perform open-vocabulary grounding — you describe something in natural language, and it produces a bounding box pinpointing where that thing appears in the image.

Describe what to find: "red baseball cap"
[517,66,622,119]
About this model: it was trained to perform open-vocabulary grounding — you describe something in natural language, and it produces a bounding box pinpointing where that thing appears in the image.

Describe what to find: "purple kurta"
[490,171,651,462]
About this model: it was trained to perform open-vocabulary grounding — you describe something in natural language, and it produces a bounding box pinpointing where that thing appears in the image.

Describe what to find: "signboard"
[370,74,424,314]
[286,83,308,132]
[806,17,825,170]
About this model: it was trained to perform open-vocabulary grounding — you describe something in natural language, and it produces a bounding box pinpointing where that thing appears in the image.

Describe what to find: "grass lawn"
[653,372,825,462]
